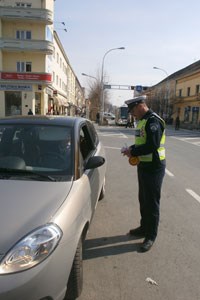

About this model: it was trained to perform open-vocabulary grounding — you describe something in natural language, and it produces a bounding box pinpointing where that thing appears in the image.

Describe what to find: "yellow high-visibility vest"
[135,113,166,162]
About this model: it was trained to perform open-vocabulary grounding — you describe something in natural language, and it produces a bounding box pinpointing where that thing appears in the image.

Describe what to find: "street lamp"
[153,66,169,119]
[100,47,125,124]
[81,73,98,82]
[81,73,99,120]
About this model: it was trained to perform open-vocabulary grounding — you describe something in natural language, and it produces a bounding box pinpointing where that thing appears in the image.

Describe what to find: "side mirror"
[85,156,105,170]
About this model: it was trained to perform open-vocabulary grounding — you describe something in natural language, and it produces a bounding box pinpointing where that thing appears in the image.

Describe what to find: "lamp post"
[153,66,169,120]
[81,73,98,82]
[81,73,99,120]
[100,47,125,125]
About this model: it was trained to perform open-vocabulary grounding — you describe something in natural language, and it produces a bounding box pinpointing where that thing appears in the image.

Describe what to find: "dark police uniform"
[130,109,166,242]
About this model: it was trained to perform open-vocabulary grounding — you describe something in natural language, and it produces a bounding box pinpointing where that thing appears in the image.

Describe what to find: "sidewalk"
[166,124,200,135]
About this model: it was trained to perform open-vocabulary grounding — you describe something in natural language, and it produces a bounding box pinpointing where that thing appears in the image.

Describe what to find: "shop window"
[192,107,199,124]
[35,93,41,115]
[184,106,190,122]
[5,92,22,116]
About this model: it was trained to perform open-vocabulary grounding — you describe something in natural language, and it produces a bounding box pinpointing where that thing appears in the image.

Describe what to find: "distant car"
[103,112,115,120]
[103,112,115,125]
[116,117,128,126]
[0,116,106,300]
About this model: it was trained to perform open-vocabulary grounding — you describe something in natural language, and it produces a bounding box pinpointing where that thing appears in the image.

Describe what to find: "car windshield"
[0,124,73,181]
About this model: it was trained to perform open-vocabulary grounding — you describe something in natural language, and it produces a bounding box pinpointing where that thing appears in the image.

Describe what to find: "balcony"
[0,7,53,24]
[0,38,54,55]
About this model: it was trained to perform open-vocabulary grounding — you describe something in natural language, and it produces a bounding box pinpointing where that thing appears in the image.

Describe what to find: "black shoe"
[129,227,145,237]
[140,238,154,252]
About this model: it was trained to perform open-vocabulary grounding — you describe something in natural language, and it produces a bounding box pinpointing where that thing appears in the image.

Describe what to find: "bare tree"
[86,71,112,121]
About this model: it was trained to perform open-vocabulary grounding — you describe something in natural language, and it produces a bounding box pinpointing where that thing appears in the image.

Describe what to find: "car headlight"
[0,224,62,274]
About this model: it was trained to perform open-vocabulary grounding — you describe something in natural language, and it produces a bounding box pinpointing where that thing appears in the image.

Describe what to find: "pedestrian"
[96,112,100,125]
[28,109,33,115]
[122,96,166,252]
[175,116,180,130]
[125,114,133,128]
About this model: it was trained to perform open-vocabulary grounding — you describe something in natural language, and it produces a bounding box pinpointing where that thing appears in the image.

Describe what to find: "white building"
[0,0,84,117]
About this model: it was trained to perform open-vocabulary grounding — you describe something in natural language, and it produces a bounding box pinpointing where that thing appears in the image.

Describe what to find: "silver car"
[0,116,106,300]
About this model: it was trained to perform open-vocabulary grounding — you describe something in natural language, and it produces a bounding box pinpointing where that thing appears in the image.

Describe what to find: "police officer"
[123,96,166,252]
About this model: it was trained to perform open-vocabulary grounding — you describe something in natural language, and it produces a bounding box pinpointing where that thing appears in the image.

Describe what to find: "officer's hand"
[121,146,131,157]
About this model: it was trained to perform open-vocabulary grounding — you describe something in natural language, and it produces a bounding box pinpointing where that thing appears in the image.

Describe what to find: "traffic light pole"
[103,84,149,91]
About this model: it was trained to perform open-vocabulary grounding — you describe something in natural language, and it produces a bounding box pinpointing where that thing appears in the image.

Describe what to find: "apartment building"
[0,0,85,117]
[146,61,200,129]
[175,68,200,129]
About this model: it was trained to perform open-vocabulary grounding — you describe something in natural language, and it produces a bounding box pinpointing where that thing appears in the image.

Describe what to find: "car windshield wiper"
[0,168,56,181]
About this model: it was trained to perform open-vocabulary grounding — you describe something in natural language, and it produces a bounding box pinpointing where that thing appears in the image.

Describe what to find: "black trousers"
[137,164,165,241]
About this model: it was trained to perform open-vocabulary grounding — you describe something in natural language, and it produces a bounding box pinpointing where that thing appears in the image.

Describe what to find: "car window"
[79,124,94,160]
[87,121,99,147]
[0,124,73,180]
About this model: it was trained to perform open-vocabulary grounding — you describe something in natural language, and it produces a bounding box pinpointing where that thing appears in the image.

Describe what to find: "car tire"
[65,238,83,300]
[98,177,105,201]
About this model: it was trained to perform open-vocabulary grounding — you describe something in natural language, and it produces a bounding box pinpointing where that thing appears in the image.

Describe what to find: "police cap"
[125,96,146,111]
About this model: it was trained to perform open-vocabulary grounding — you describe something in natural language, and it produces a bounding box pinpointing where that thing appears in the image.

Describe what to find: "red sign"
[0,72,52,82]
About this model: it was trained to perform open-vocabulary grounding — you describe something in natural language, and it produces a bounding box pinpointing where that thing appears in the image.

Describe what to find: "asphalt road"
[78,125,200,300]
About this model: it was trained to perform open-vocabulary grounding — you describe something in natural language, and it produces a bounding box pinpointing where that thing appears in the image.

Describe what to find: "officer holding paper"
[122,96,166,252]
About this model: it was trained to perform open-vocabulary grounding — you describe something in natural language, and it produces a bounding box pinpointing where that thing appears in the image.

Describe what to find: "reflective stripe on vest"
[135,114,166,162]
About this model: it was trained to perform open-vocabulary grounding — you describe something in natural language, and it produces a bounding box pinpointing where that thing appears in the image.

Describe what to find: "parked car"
[0,115,106,300]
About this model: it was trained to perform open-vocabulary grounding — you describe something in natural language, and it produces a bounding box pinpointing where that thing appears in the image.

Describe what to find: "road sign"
[135,85,143,92]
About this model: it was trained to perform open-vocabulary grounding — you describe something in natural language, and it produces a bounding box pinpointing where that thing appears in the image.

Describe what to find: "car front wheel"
[65,238,83,300]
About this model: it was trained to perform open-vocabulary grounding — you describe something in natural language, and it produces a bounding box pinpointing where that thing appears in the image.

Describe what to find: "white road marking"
[98,132,128,138]
[186,189,200,204]
[105,146,121,150]
[171,136,200,146]
[165,169,174,177]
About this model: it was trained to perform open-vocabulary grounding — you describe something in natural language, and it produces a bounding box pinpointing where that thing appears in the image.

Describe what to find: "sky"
[54,0,200,107]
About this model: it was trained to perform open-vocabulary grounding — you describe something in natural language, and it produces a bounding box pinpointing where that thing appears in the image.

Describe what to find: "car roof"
[0,115,87,127]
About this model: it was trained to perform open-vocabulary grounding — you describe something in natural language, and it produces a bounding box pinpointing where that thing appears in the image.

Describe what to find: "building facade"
[145,61,200,129]
[0,0,85,117]
[175,70,200,129]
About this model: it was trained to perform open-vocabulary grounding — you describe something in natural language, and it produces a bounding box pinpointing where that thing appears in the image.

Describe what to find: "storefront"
[0,72,52,117]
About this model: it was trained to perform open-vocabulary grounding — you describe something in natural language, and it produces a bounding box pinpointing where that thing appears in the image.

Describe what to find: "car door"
[79,123,101,213]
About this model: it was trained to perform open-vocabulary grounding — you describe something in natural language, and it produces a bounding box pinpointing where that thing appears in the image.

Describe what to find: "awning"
[53,96,68,106]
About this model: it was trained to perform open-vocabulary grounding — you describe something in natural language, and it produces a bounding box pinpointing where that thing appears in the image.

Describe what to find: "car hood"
[0,180,72,253]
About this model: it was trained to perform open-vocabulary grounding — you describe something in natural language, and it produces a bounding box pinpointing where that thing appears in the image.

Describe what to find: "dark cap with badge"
[125,96,147,112]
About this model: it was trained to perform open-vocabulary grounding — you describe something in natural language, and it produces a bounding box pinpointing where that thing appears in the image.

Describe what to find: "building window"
[187,87,191,96]
[17,61,32,72]
[16,30,31,40]
[196,84,200,95]
[16,2,32,7]
[178,89,182,97]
